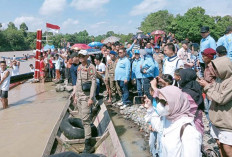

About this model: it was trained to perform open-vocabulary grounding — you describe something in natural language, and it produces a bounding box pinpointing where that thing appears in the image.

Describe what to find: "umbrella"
[132,33,149,40]
[88,42,103,47]
[86,49,102,55]
[71,44,91,50]
[103,36,120,44]
[151,30,165,35]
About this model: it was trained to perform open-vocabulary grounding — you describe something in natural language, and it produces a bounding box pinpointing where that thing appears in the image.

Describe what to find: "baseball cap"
[78,50,88,56]
[134,49,140,54]
[110,51,117,55]
[202,48,216,59]
[200,26,210,33]
[216,45,227,55]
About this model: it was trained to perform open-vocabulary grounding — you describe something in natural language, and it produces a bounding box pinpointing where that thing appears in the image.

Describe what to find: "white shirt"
[161,117,202,157]
[12,65,19,76]
[96,63,106,78]
[1,69,11,91]
[30,68,35,72]
[163,56,184,77]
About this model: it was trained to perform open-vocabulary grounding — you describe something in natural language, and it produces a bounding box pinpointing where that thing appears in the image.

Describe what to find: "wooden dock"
[0,82,69,157]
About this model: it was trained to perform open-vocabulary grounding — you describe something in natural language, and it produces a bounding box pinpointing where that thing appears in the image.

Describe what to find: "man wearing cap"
[202,48,217,124]
[217,26,232,47]
[115,48,131,109]
[105,51,121,103]
[75,50,96,153]
[177,40,194,69]
[132,49,144,96]
[222,26,232,61]
[199,26,216,76]
[153,46,164,75]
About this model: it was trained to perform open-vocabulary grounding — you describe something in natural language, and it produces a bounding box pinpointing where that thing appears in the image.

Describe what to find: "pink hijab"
[158,86,193,122]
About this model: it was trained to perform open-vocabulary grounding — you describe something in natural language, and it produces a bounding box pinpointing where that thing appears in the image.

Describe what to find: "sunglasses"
[118,51,123,54]
[78,55,85,58]
[155,97,167,105]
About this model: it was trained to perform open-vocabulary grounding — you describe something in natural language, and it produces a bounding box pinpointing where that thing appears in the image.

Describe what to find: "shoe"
[82,139,95,154]
[120,104,128,110]
[117,101,123,106]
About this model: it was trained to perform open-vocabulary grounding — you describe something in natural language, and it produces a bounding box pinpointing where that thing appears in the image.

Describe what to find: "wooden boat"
[44,100,126,157]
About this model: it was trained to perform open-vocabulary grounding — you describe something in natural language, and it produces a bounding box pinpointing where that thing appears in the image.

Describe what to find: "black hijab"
[179,69,204,110]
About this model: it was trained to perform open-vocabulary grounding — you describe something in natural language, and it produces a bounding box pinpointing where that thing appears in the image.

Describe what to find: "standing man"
[70,52,79,102]
[141,49,157,100]
[223,26,232,61]
[199,26,216,76]
[105,51,121,103]
[115,48,131,109]
[0,61,10,109]
[132,50,144,96]
[75,50,96,153]
[163,43,184,77]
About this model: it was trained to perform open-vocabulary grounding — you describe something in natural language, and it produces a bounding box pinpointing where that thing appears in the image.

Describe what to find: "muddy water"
[0,82,69,157]
[107,107,151,157]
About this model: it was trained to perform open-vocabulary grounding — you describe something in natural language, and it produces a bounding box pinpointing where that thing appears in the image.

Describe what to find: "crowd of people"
[1,25,232,156]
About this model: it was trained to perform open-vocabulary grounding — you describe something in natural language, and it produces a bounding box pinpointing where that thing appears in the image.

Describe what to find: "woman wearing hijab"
[156,86,202,157]
[179,69,204,135]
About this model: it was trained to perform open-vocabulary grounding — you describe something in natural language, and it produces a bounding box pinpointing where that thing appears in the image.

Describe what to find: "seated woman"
[156,86,202,157]
[179,69,204,135]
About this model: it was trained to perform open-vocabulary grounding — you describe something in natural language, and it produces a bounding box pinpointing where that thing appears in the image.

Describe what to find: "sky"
[0,0,232,36]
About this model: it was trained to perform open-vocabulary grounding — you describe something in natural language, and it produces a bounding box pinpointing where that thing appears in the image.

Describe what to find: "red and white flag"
[46,23,60,33]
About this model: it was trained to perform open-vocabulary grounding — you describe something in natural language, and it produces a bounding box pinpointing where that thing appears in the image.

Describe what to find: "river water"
[108,107,151,157]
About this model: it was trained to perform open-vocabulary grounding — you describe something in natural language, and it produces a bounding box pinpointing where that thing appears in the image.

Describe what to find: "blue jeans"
[143,77,153,100]
[149,132,157,157]
[204,97,212,127]
[117,80,130,105]
[96,79,100,96]
[136,78,143,96]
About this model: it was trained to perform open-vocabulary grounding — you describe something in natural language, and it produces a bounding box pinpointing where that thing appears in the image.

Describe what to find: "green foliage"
[140,10,174,33]
[141,7,232,43]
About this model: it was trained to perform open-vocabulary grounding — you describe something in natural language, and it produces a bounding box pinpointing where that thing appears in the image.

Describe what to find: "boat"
[44,99,126,157]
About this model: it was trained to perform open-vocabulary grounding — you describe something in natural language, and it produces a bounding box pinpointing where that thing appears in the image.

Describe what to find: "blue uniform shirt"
[141,55,156,78]
[217,35,226,47]
[115,57,131,81]
[224,34,232,61]
[132,58,143,79]
[199,35,216,63]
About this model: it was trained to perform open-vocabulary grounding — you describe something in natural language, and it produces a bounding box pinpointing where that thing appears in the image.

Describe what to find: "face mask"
[156,102,169,116]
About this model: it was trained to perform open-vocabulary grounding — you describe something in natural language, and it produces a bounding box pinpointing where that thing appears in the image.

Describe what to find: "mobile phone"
[133,96,145,105]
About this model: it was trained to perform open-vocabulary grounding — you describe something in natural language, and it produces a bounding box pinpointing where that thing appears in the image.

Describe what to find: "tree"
[140,10,174,33]
[168,7,216,42]
[20,22,28,31]
[0,23,2,28]
[7,22,17,30]
[106,31,115,37]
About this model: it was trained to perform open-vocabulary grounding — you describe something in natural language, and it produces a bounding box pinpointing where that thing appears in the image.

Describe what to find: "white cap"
[78,50,88,56]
